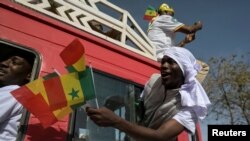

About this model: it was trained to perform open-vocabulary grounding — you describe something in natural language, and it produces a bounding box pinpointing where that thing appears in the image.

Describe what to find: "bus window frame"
[67,69,143,141]
[0,39,42,141]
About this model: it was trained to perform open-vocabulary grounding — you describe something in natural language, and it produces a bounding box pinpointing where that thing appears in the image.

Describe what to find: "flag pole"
[52,68,61,75]
[89,62,99,109]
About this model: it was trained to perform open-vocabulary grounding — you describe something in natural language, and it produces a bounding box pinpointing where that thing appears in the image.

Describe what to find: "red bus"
[0,0,202,141]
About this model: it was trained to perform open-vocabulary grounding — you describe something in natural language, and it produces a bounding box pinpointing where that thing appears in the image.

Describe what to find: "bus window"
[70,71,143,141]
[0,40,40,81]
[0,40,41,141]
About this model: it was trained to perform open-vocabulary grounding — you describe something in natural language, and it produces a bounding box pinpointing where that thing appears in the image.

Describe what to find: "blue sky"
[108,0,250,141]
[109,0,250,62]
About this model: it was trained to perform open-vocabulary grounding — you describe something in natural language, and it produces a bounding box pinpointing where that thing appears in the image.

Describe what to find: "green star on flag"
[69,88,79,100]
[10,39,96,128]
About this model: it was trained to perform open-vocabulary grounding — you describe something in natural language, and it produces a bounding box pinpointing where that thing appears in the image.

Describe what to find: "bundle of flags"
[143,5,158,21]
[11,39,95,127]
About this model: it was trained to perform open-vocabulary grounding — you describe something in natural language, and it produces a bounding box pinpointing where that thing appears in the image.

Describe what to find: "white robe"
[0,85,23,141]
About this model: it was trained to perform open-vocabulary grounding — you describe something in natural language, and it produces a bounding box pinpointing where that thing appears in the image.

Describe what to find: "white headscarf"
[158,47,211,120]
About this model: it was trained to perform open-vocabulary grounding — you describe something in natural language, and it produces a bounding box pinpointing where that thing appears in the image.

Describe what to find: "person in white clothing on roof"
[0,50,34,141]
[147,3,203,58]
[86,47,211,141]
[148,3,209,83]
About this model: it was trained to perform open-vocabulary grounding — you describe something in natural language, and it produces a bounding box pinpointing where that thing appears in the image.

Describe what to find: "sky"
[109,0,250,62]
[108,0,250,141]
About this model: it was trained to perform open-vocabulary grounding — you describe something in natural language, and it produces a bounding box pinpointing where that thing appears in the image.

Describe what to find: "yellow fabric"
[159,3,174,13]
[26,78,49,104]
[196,60,210,83]
[145,10,157,17]
[174,24,184,32]
[53,106,73,119]
[72,56,86,72]
[60,72,85,106]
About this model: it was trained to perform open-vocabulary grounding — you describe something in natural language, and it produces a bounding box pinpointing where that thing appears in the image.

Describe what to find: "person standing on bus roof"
[148,3,209,83]
[86,47,211,141]
[0,51,34,141]
[147,3,203,59]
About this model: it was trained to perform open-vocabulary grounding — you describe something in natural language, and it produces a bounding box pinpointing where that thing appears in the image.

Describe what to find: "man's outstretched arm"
[177,33,196,47]
[86,107,184,141]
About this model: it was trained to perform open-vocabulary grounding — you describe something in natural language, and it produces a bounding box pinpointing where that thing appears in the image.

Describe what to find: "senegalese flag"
[11,39,96,127]
[60,38,86,73]
[58,38,96,107]
[11,70,95,127]
[143,5,158,21]
[59,38,97,108]
[10,73,60,127]
[43,68,95,110]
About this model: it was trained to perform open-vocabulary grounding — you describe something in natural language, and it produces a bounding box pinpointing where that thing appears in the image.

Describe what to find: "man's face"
[160,56,184,89]
[0,56,32,86]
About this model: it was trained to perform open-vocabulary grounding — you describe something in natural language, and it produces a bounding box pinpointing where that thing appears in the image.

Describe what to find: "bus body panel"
[0,1,199,141]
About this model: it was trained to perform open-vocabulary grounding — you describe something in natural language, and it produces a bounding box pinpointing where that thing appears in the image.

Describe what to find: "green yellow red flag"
[143,5,158,21]
[11,39,96,127]
[11,73,59,127]
[60,38,86,73]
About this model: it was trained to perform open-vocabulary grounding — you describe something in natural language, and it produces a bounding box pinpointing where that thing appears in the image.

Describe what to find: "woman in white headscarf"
[86,47,211,141]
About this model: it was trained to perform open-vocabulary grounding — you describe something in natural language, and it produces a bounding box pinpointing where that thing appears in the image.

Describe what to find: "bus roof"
[13,0,156,60]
